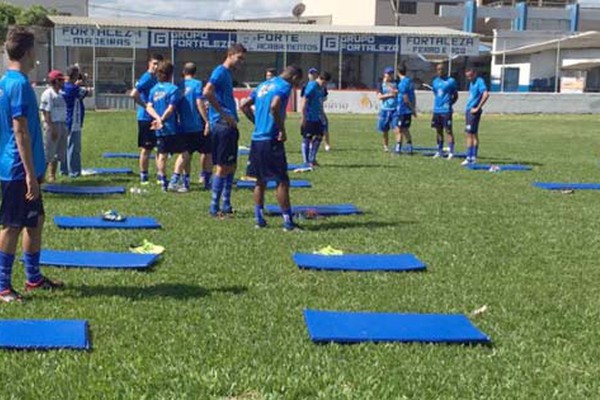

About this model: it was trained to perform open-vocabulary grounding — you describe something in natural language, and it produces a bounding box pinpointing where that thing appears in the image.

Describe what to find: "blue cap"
[308,67,318,74]
[384,67,394,75]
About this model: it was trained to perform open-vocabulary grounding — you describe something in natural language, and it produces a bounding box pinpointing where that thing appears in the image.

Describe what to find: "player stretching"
[462,65,490,165]
[204,44,247,217]
[177,62,211,192]
[130,53,163,184]
[241,66,304,231]
[395,65,416,154]
[376,67,398,153]
[431,63,458,159]
[300,71,330,166]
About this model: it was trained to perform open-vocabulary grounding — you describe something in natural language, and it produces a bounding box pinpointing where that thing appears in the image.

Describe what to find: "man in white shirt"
[39,70,67,182]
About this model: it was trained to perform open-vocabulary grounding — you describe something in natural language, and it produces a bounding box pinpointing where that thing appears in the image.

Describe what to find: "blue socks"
[201,171,212,190]
[183,174,190,189]
[170,173,180,185]
[448,142,455,154]
[437,140,444,153]
[394,142,402,154]
[255,205,266,225]
[222,174,234,211]
[24,252,42,284]
[301,138,311,164]
[0,251,15,291]
[210,175,225,214]
[140,171,148,182]
[309,138,322,164]
[282,208,294,226]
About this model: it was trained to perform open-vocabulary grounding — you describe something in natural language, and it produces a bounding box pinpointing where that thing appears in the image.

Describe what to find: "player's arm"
[13,117,40,199]
[299,95,307,127]
[130,88,146,108]
[270,95,286,142]
[240,97,255,124]
[145,101,162,129]
[473,83,490,113]
[196,98,210,136]
[403,93,416,117]
[39,93,57,140]
[203,82,236,128]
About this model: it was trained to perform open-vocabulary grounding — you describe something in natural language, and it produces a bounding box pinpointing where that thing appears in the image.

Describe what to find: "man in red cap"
[39,69,67,182]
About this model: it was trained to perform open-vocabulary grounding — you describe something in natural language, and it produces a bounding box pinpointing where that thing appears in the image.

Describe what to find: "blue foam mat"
[36,249,158,269]
[411,146,439,152]
[293,253,426,272]
[102,152,143,159]
[0,320,90,350]
[54,216,161,229]
[238,148,250,156]
[304,309,491,344]
[236,180,312,189]
[467,164,532,171]
[288,163,311,170]
[82,167,133,175]
[534,182,600,190]
[42,185,125,195]
[422,152,468,159]
[265,204,362,216]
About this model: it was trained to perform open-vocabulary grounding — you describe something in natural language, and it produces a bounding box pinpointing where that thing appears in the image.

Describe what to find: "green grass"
[1,111,600,399]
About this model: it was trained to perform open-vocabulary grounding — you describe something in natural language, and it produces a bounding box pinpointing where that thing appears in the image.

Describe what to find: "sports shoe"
[25,276,65,293]
[0,287,23,303]
[446,153,454,160]
[177,185,190,193]
[314,245,344,256]
[461,158,471,166]
[167,181,181,192]
[198,175,205,185]
[255,219,268,229]
[324,144,331,152]
[102,209,126,222]
[222,206,235,215]
[283,222,302,232]
[432,152,442,159]
[129,239,165,255]
[209,204,220,217]
[383,145,389,153]
[140,180,150,186]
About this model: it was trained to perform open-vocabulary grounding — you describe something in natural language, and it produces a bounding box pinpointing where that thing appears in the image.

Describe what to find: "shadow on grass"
[304,220,414,231]
[324,164,402,169]
[477,157,544,166]
[52,178,135,186]
[74,283,247,300]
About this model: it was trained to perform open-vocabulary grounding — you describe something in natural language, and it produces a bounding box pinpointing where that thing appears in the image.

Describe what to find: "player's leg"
[394,125,402,154]
[23,212,63,291]
[323,115,331,151]
[199,133,213,190]
[0,183,23,300]
[432,114,443,158]
[445,114,455,159]
[254,182,267,228]
[138,121,155,184]
[220,127,239,214]
[301,127,311,165]
[309,133,323,166]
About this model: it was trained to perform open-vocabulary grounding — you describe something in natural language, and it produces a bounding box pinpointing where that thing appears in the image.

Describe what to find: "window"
[435,2,456,16]
[398,1,417,15]
[502,67,520,92]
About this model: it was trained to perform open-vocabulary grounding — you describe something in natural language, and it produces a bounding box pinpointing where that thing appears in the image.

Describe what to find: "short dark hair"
[149,53,164,62]
[66,65,80,80]
[266,68,277,76]
[183,62,196,76]
[227,43,247,56]
[156,61,174,82]
[319,71,332,82]
[5,26,34,61]
[398,65,407,75]
[465,64,477,72]
[280,65,303,81]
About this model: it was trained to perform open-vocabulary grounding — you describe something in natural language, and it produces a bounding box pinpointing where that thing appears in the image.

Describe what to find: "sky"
[89,0,301,20]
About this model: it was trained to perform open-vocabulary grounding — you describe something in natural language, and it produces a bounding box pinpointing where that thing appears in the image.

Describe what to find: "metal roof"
[492,31,600,55]
[49,15,477,38]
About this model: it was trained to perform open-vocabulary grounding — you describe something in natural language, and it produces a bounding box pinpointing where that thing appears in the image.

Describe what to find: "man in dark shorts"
[241,66,304,231]
[0,27,64,303]
[203,43,247,217]
[130,53,163,184]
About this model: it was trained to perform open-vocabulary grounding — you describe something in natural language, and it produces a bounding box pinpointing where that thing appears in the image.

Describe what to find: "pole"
[50,27,54,69]
[501,42,506,93]
[171,36,175,84]
[132,36,136,94]
[92,43,96,110]
[338,35,343,90]
[394,35,399,74]
[554,38,561,93]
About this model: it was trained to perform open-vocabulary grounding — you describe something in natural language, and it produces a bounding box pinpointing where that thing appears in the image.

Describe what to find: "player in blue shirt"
[203,43,247,217]
[61,64,90,178]
[462,65,490,165]
[377,67,398,153]
[0,27,64,303]
[396,65,417,154]
[175,62,210,192]
[431,63,458,159]
[145,61,183,192]
[130,53,163,184]
[241,66,304,231]
[300,71,331,167]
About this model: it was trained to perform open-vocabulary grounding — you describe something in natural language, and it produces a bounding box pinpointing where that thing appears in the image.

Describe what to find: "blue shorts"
[398,114,412,129]
[465,111,482,134]
[157,135,186,154]
[301,121,324,139]
[0,179,45,228]
[246,139,289,184]
[377,110,398,132]
[211,121,239,166]
[431,113,453,131]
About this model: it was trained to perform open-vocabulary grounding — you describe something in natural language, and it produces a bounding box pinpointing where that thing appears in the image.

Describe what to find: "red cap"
[48,70,65,81]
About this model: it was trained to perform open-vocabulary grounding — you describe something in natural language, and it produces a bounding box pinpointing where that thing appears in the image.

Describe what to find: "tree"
[0,4,55,41]
[0,3,21,40]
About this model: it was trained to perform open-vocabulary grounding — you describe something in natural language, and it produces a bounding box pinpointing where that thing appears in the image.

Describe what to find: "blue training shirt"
[378,81,398,111]
[466,77,488,112]
[432,76,457,114]
[302,81,324,122]
[208,65,238,126]
[397,77,415,116]
[0,70,45,181]
[250,76,292,142]
[62,81,87,131]
[148,82,182,137]
[178,78,205,134]
[135,71,157,121]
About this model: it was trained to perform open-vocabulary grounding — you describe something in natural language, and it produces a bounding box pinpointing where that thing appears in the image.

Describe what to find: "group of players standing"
[377,62,490,165]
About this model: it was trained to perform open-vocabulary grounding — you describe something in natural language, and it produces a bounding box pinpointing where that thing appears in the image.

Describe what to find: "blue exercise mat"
[304,309,491,344]
[0,320,90,350]
[466,164,532,171]
[82,167,133,175]
[422,152,468,159]
[54,216,161,230]
[238,148,250,156]
[288,163,310,170]
[236,180,312,189]
[412,146,439,152]
[36,249,158,270]
[102,152,142,159]
[265,204,362,216]
[293,253,426,272]
[534,182,600,190]
[42,185,125,195]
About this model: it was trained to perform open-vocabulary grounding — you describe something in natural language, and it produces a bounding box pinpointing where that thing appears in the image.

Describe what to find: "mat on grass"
[0,320,90,350]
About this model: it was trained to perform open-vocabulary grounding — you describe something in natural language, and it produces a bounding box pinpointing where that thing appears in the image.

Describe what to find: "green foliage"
[0,3,53,41]
[1,112,599,398]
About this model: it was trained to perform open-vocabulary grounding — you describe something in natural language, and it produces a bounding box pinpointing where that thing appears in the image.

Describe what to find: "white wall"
[302,0,377,25]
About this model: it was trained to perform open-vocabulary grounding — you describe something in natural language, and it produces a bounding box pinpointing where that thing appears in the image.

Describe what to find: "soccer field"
[2,111,600,399]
